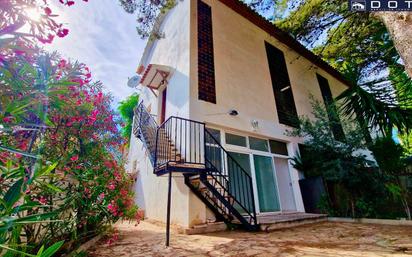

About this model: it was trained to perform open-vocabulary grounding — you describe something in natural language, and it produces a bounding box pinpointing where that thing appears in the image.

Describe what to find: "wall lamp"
[229,109,239,116]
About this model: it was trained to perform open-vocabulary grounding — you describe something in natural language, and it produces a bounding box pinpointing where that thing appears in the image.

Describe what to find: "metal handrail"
[133,103,257,227]
[155,116,205,168]
[205,158,257,224]
[204,129,257,224]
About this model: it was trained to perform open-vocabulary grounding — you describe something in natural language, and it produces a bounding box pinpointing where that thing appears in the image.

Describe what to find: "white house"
[128,0,351,232]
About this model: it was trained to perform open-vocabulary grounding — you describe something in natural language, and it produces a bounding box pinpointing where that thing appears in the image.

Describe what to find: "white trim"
[204,126,300,214]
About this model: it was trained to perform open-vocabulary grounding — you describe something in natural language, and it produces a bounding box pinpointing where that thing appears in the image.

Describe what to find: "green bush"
[290,98,410,219]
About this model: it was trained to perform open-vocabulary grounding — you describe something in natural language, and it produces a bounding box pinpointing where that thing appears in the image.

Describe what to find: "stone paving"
[88,220,412,257]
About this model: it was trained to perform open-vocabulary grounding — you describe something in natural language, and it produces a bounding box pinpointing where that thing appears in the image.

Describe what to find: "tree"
[337,81,412,138]
[369,136,411,219]
[288,99,385,218]
[289,99,409,219]
[373,12,412,79]
[249,0,412,139]
[118,0,176,39]
[118,93,139,144]
[250,0,411,80]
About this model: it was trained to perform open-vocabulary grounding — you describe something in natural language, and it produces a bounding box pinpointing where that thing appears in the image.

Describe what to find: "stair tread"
[168,162,205,169]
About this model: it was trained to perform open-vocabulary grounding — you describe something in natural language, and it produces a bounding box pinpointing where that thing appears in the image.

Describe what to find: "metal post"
[166,169,172,247]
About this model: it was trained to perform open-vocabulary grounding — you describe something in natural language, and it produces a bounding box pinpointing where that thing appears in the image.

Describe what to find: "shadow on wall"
[165,69,190,115]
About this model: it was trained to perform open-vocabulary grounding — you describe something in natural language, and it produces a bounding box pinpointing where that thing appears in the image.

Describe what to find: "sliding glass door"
[221,130,289,214]
[253,155,280,212]
[228,152,252,213]
[274,157,296,211]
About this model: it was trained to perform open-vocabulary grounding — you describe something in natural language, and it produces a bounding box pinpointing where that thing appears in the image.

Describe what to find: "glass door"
[253,155,280,212]
[227,152,252,213]
[274,157,296,211]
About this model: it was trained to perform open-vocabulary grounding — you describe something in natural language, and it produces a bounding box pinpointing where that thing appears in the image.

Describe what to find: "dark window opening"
[316,74,346,142]
[269,140,288,156]
[264,42,299,128]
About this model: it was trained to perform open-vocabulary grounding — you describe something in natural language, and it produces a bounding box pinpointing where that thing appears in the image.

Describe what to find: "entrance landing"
[258,212,327,231]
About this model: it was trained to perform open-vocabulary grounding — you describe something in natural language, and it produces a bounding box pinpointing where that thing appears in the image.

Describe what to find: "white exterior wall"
[130,0,352,228]
[129,0,196,228]
[189,0,349,214]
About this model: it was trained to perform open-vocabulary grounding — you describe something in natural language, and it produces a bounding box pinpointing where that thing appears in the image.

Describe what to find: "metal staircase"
[133,102,258,231]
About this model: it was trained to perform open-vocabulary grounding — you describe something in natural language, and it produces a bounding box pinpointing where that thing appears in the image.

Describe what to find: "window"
[225,133,247,147]
[269,140,288,156]
[198,0,216,104]
[249,137,269,152]
[206,128,221,144]
[265,42,299,128]
[316,74,345,141]
[206,128,222,169]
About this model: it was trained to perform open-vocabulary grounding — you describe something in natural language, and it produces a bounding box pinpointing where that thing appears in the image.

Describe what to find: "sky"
[46,0,146,104]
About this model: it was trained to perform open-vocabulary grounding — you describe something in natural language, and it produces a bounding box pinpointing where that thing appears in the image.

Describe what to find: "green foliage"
[0,160,64,256]
[399,131,412,157]
[118,94,139,143]
[118,0,176,39]
[250,0,412,138]
[252,0,399,81]
[0,5,139,256]
[370,136,406,175]
[316,194,335,216]
[289,99,409,218]
[337,84,412,137]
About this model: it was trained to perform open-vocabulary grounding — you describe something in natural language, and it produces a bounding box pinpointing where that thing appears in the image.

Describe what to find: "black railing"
[134,103,257,228]
[154,116,205,168]
[134,102,159,164]
[205,130,257,226]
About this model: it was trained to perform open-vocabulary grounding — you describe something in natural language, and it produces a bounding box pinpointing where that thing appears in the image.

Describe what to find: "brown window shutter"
[198,0,216,104]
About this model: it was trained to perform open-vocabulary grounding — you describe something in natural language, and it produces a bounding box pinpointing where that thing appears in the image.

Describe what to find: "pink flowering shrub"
[0,1,138,255]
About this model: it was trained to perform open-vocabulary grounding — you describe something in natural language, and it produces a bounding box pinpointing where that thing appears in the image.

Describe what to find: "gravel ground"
[88,220,412,257]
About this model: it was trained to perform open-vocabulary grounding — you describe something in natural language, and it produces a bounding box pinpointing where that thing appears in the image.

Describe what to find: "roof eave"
[219,0,353,88]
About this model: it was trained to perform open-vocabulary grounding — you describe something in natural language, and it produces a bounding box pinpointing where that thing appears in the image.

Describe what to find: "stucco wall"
[131,0,352,227]
[190,0,348,138]
[189,0,350,213]
[129,0,194,228]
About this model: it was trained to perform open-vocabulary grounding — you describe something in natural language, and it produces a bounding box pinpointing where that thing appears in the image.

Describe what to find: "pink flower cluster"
[107,201,120,216]
[107,181,116,191]
[59,0,89,6]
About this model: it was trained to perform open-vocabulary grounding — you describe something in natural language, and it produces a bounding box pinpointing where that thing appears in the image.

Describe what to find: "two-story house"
[128,0,351,233]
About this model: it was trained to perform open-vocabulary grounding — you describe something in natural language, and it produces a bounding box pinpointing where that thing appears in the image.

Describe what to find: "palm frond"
[337,84,412,136]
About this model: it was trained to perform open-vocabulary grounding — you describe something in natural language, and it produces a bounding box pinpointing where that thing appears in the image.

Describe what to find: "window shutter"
[316,74,346,141]
[198,0,216,104]
[265,42,299,127]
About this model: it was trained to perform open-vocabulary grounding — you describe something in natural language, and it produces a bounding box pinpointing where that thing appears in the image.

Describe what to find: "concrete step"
[184,222,227,235]
[259,213,327,232]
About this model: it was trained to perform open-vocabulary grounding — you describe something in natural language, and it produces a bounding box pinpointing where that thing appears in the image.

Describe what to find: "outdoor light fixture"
[251,120,259,130]
[229,109,239,116]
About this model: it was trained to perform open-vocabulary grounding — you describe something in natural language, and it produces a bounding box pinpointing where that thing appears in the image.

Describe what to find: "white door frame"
[250,152,282,214]
[222,130,286,214]
[273,156,297,212]
[205,126,295,215]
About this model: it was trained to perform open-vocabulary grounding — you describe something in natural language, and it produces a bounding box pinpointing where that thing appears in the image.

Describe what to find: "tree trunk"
[401,197,411,220]
[373,12,412,79]
[396,177,411,220]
